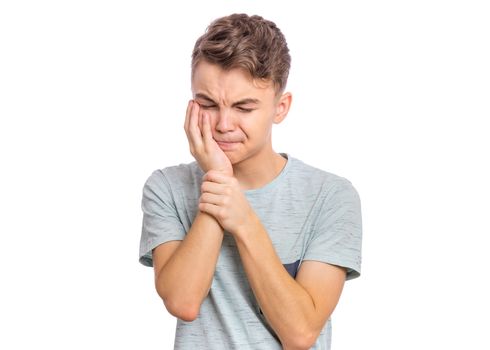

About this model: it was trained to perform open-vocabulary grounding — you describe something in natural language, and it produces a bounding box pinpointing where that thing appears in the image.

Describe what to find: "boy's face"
[191,61,290,165]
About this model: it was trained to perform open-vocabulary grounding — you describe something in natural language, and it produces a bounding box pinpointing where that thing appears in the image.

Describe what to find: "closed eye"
[199,104,254,112]
[237,107,254,113]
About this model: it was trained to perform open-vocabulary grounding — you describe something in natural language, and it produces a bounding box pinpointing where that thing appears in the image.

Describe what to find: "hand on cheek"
[184,100,233,176]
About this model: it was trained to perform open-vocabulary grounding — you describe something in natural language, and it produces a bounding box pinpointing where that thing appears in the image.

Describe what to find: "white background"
[1,1,489,349]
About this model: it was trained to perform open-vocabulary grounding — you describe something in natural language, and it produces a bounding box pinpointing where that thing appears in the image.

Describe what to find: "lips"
[216,140,240,150]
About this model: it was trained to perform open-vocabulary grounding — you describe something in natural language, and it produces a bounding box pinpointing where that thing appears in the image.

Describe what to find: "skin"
[152,61,347,350]
[190,60,290,189]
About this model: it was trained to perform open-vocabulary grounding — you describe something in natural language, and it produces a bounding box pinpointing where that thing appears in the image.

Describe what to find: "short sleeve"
[303,179,362,280]
[138,169,186,267]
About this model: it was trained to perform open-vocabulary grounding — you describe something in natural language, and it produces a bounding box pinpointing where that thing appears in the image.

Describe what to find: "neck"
[232,146,287,191]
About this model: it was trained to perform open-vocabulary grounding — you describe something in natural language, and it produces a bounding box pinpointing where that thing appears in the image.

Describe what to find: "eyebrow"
[195,93,260,107]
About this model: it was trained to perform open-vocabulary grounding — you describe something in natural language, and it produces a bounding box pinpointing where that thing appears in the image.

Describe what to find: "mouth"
[216,140,241,150]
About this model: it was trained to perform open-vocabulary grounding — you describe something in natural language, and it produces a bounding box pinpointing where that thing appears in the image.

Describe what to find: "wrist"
[196,211,225,236]
[200,164,233,177]
[233,212,261,242]
[215,164,233,177]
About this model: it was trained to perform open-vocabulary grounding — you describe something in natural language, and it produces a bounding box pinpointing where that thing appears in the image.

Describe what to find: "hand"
[199,170,255,235]
[184,100,233,176]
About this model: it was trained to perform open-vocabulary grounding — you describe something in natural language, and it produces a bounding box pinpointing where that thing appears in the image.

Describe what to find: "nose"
[215,109,235,133]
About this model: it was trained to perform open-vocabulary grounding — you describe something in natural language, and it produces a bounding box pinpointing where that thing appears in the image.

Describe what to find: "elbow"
[282,331,318,350]
[155,283,201,322]
[162,297,200,322]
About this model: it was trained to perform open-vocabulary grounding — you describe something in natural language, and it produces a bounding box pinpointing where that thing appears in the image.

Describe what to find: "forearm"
[156,211,223,320]
[234,218,319,349]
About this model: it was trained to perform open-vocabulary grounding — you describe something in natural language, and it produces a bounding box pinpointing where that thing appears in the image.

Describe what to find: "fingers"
[201,112,214,145]
[186,101,203,150]
[203,170,234,185]
[200,192,225,206]
[201,179,234,197]
[201,180,223,194]
[185,101,215,148]
[198,202,221,218]
[198,108,203,134]
[184,100,192,135]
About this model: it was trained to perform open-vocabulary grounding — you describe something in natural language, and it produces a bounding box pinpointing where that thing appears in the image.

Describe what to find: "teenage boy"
[139,13,362,350]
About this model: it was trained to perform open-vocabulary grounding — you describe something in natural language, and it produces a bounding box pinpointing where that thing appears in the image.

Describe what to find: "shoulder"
[288,155,359,199]
[143,161,203,194]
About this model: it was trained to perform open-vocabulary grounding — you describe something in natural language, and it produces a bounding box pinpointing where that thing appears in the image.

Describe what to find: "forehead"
[191,61,275,101]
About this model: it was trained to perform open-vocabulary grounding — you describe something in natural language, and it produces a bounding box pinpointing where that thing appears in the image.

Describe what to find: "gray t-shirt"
[139,153,362,349]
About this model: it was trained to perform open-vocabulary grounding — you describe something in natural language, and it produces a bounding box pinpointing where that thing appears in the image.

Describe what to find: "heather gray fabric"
[139,153,362,349]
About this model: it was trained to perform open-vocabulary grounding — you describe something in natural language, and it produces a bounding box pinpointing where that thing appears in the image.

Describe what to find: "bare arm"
[198,171,346,349]
[234,216,345,350]
[153,211,223,321]
[152,100,233,321]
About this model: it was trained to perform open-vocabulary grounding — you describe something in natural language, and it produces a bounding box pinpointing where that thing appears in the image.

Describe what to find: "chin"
[227,152,252,167]
[223,151,240,164]
[227,154,240,165]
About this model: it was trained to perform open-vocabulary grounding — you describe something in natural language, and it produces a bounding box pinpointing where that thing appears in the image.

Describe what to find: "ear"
[273,92,292,124]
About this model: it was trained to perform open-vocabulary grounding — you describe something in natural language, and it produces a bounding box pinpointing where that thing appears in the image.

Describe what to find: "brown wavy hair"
[191,13,291,94]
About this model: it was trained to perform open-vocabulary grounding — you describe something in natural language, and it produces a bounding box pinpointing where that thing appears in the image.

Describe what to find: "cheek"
[240,120,263,140]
